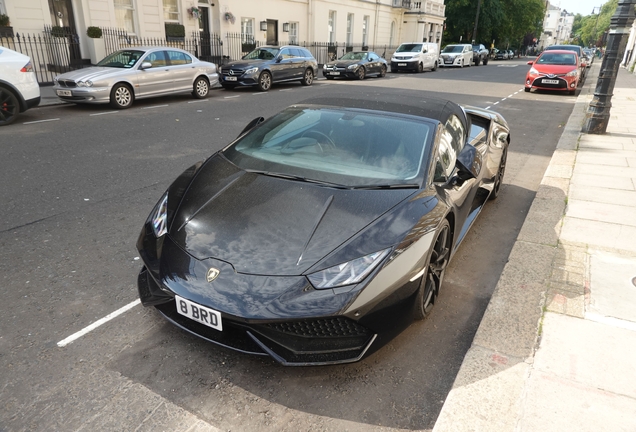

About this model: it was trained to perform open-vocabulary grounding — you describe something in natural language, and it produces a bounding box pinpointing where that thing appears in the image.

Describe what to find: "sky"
[551,0,607,16]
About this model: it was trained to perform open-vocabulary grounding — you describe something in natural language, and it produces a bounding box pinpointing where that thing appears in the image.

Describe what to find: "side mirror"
[455,144,482,181]
[275,55,282,63]
[527,60,534,65]
[238,116,265,138]
[140,62,152,70]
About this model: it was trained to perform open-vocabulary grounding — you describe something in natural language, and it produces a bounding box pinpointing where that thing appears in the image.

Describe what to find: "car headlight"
[566,70,578,77]
[151,192,169,237]
[244,67,258,74]
[347,64,358,70]
[529,67,539,75]
[77,80,93,87]
[307,248,391,289]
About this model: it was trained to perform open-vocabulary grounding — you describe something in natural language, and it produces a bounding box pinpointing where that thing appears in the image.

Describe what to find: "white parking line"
[89,111,118,116]
[23,118,60,125]
[508,94,514,98]
[493,101,499,105]
[57,299,141,347]
[485,106,492,110]
[502,98,507,101]
[141,104,169,109]
[188,99,209,103]
[279,89,293,92]
[252,92,267,95]
[224,95,241,99]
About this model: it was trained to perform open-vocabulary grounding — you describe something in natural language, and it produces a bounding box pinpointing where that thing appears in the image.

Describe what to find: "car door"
[422,44,433,69]
[137,50,172,97]
[270,48,294,81]
[366,52,379,74]
[166,50,195,92]
[290,48,307,78]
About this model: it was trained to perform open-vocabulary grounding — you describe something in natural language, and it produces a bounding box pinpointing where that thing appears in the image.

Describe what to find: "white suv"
[0,47,41,126]
[439,44,474,68]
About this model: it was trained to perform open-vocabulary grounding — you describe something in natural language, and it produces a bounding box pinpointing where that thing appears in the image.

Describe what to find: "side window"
[279,48,294,59]
[445,114,466,156]
[291,48,303,58]
[145,51,168,67]
[183,53,193,64]
[167,50,187,65]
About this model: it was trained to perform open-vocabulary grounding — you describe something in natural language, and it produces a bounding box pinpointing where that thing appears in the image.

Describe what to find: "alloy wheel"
[110,84,133,109]
[415,220,451,319]
[258,72,272,91]
[0,88,19,126]
[301,69,314,86]
[194,77,209,98]
[489,148,507,200]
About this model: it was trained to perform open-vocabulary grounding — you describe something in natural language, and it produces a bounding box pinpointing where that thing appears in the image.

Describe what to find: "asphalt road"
[0,58,577,431]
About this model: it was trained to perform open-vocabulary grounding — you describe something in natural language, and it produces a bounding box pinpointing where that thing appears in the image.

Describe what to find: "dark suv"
[472,44,489,66]
[220,46,318,91]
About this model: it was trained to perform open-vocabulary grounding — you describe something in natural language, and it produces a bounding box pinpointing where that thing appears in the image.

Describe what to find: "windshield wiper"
[351,184,420,190]
[245,169,348,189]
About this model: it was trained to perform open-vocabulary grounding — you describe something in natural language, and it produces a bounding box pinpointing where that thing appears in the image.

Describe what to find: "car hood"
[325,60,360,68]
[56,67,130,81]
[168,156,413,276]
[531,64,578,74]
[225,59,269,69]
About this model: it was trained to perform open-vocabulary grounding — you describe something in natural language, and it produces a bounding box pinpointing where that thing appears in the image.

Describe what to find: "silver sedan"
[53,47,219,109]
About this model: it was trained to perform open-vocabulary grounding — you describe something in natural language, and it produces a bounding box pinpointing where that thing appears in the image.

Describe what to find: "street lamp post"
[583,0,636,134]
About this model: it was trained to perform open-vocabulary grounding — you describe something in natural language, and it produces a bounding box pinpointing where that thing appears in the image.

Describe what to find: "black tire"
[414,219,451,320]
[460,59,464,68]
[356,66,366,80]
[0,87,20,126]
[192,76,209,99]
[475,57,480,66]
[489,147,507,201]
[325,76,335,80]
[379,65,387,77]
[109,83,133,109]
[301,68,314,86]
[417,62,424,73]
[524,87,531,92]
[257,71,272,92]
[432,61,438,71]
[483,58,488,65]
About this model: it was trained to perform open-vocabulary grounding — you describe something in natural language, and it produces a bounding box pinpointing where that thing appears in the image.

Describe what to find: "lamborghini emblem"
[206,267,220,283]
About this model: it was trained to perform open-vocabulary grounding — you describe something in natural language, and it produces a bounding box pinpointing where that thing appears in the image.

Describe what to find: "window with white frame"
[241,18,254,43]
[0,0,6,15]
[289,22,298,44]
[346,13,354,46]
[328,11,336,44]
[362,16,369,46]
[162,0,179,22]
[390,21,395,47]
[114,0,136,34]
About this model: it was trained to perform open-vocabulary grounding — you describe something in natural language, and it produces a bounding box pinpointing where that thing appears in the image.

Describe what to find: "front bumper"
[52,85,110,104]
[322,68,357,78]
[526,75,576,92]
[438,57,462,67]
[390,60,419,71]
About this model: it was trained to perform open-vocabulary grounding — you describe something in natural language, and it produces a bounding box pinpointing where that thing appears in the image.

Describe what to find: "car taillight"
[20,61,33,72]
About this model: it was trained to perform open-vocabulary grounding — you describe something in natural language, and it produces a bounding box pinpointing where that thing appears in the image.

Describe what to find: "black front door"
[198,6,212,60]
[48,0,77,32]
[266,20,278,45]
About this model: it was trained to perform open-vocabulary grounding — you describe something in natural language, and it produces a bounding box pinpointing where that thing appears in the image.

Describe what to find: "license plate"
[225,76,237,81]
[175,295,223,331]
[56,90,72,96]
[445,60,453,64]
[397,63,407,66]
[542,79,559,84]
[331,71,340,75]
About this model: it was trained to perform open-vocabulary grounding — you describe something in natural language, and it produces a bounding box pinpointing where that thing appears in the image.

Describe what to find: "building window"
[362,15,369,46]
[346,13,354,46]
[390,21,395,47]
[328,11,336,44]
[114,0,136,34]
[0,0,6,15]
[162,0,179,22]
[289,22,298,44]
[241,17,254,43]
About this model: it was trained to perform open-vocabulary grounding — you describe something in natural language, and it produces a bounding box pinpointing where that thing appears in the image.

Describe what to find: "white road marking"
[23,118,60,125]
[141,104,169,109]
[493,101,499,105]
[224,95,241,99]
[57,299,141,347]
[188,99,209,103]
[508,94,514,98]
[252,92,267,95]
[585,312,636,332]
[502,98,507,101]
[89,111,118,116]
[279,89,293,92]
[485,106,491,110]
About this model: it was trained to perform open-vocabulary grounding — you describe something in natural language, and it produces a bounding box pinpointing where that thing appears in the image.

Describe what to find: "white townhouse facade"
[0,0,446,62]
[539,2,574,49]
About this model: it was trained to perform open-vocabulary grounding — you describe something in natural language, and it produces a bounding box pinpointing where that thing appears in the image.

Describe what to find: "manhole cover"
[632,277,636,287]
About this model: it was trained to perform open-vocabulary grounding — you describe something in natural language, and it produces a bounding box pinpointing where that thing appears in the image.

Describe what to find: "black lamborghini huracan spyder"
[137,95,510,366]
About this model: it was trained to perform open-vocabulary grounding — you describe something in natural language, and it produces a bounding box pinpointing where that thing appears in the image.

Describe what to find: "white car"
[439,44,474,68]
[0,47,41,126]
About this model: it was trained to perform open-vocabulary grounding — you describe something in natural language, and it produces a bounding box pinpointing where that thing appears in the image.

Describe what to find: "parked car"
[439,44,473,67]
[136,93,511,365]
[582,48,594,66]
[390,42,439,72]
[508,50,515,59]
[220,46,317,92]
[494,49,509,60]
[53,47,218,109]
[472,44,489,66]
[525,49,580,95]
[0,47,40,126]
[543,45,587,78]
[323,51,388,80]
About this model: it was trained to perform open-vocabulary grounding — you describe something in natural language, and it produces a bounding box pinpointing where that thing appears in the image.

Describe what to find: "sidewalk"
[39,85,65,106]
[434,66,636,431]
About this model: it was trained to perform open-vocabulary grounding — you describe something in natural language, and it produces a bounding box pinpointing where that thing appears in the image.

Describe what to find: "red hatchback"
[525,50,580,95]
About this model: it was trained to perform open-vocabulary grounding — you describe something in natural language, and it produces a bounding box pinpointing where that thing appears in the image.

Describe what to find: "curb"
[432,65,600,431]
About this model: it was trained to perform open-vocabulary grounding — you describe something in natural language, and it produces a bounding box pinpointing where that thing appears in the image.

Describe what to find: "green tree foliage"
[571,0,617,47]
[444,0,545,49]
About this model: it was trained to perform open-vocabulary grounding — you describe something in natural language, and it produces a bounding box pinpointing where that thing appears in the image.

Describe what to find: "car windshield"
[96,50,144,68]
[396,44,422,53]
[443,46,463,53]
[547,46,581,55]
[223,106,433,188]
[537,53,577,65]
[243,47,279,60]
[340,52,368,61]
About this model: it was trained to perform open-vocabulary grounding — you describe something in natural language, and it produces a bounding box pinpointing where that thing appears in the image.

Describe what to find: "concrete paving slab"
[533,313,636,399]
[566,199,636,227]
[588,250,636,323]
[518,369,636,432]
[549,149,577,166]
[576,153,629,166]
[543,164,573,178]
[578,138,629,150]
[433,345,530,432]
[569,173,635,191]
[615,224,636,253]
[544,285,585,317]
[569,184,636,207]
[517,197,565,247]
[572,163,636,179]
[560,217,624,250]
